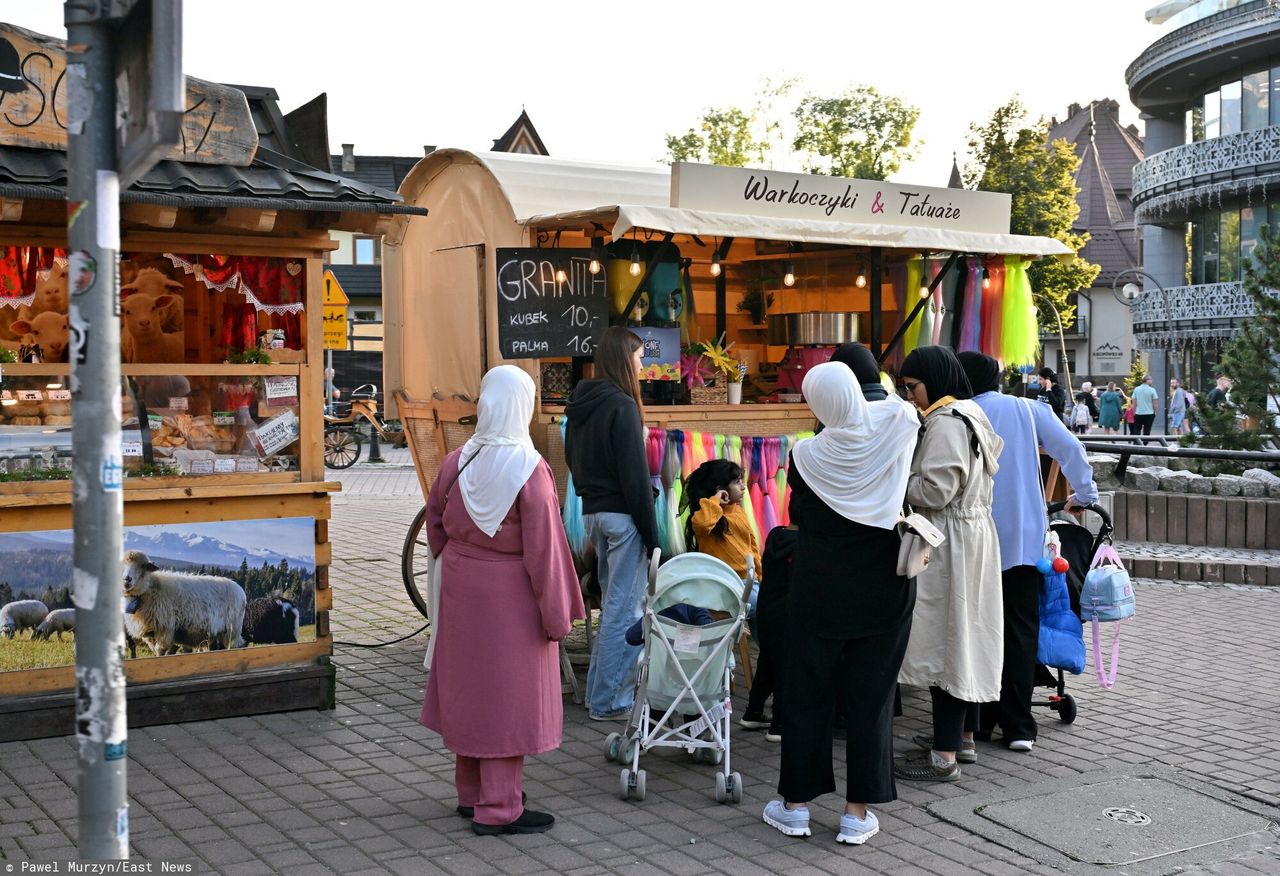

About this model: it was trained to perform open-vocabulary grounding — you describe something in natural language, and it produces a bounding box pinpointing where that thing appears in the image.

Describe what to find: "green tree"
[664,79,794,167]
[791,85,920,180]
[1124,355,1146,393]
[964,97,1100,327]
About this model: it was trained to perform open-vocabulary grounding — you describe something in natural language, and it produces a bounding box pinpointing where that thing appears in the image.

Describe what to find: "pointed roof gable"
[492,109,549,156]
[947,153,963,189]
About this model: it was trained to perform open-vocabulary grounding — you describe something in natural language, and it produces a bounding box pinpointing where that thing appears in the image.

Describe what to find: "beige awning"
[526,203,1076,259]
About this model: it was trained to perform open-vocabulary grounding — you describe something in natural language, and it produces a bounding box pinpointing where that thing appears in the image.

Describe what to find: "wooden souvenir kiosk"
[0,23,424,740]
[382,149,1071,501]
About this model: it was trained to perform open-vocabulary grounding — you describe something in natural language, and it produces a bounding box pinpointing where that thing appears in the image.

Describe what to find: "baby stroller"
[1034,501,1114,723]
[604,550,751,804]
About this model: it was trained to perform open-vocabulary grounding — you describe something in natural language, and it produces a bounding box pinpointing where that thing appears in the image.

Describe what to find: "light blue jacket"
[971,391,1100,570]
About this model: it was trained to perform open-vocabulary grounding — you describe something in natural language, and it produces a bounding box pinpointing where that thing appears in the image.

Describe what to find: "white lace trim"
[0,293,35,308]
[240,284,305,315]
[163,253,242,293]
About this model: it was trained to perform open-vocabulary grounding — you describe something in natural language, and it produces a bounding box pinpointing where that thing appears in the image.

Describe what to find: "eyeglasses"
[900,380,923,394]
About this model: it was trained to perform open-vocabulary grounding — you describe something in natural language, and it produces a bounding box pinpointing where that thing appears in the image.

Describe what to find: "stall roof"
[446,150,1073,258]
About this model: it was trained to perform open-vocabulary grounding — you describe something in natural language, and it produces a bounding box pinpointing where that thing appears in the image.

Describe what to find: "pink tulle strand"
[748,481,766,544]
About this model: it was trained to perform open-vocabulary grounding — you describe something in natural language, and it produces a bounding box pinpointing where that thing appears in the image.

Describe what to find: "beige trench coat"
[898,398,1006,703]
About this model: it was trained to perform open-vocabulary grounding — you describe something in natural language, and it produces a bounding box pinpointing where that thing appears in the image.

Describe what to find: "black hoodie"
[564,379,661,554]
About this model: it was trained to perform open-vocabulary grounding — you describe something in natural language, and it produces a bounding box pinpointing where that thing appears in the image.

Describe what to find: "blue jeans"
[585,512,649,717]
[1170,410,1185,430]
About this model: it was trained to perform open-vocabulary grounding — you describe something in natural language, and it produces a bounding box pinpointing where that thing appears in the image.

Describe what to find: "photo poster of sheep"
[0,516,317,672]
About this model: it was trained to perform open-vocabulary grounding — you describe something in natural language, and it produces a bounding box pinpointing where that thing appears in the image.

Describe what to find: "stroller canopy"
[654,553,747,616]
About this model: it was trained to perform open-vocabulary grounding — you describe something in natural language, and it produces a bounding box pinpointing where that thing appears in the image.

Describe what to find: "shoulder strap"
[948,409,981,458]
[442,447,485,508]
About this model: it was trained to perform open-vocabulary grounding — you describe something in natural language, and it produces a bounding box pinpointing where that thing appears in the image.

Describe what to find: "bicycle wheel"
[324,427,361,469]
[402,505,431,619]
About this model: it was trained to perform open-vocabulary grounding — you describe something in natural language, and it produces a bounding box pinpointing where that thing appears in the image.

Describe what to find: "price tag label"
[17,390,42,401]
[248,409,300,458]
[213,457,237,473]
[47,390,72,401]
[147,414,162,431]
[189,458,215,475]
[168,397,189,410]
[262,376,299,406]
[121,441,144,457]
[234,457,259,473]
[213,411,235,426]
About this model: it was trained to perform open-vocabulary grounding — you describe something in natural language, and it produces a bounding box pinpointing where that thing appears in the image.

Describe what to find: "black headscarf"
[829,342,887,401]
[957,351,1001,395]
[900,345,973,402]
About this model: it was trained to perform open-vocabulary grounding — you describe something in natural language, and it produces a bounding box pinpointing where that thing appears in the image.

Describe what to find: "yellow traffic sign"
[322,270,349,350]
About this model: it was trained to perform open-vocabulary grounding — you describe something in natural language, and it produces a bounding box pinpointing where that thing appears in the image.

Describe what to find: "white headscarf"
[790,361,921,530]
[457,365,541,537]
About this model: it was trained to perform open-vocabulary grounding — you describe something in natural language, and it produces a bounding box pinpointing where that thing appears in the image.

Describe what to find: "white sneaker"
[763,800,811,837]
[1008,739,1035,752]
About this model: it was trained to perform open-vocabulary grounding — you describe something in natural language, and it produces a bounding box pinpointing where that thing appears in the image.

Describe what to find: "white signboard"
[248,410,300,458]
[670,162,1012,235]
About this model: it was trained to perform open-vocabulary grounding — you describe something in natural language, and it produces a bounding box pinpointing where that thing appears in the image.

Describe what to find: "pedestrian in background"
[1131,375,1158,438]
[420,365,585,835]
[1168,378,1189,435]
[894,346,1004,784]
[566,326,661,722]
[1098,382,1125,435]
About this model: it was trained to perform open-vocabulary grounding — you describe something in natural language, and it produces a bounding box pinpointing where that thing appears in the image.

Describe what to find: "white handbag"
[421,553,443,671]
[896,511,946,579]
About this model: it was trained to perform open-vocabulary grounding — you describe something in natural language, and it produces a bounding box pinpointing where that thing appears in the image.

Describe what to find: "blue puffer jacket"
[1037,570,1085,674]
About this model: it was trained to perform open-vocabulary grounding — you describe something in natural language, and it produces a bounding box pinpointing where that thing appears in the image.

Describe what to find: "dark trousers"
[745,589,783,722]
[1134,413,1155,438]
[930,687,979,752]
[980,565,1041,742]
[778,620,911,805]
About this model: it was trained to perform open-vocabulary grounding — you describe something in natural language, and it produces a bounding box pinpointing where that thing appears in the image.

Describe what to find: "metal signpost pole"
[64,0,127,858]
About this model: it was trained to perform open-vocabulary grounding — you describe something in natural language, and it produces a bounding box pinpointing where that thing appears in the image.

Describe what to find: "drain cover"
[1103,806,1153,826]
[976,776,1268,866]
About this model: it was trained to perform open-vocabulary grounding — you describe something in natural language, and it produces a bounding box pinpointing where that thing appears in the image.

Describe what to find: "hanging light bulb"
[588,257,601,275]
[555,267,567,284]
[710,253,722,277]
[982,267,991,290]
[918,284,931,299]
[855,271,867,288]
[629,245,642,277]
[783,260,796,287]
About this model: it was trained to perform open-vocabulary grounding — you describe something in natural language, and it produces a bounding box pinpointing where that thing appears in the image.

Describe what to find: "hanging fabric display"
[958,258,984,352]
[903,256,924,358]
[165,254,306,315]
[980,257,1006,359]
[1001,256,1039,366]
[926,257,945,346]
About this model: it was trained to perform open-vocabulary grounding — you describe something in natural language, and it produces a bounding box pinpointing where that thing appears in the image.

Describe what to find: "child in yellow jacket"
[683,459,762,594]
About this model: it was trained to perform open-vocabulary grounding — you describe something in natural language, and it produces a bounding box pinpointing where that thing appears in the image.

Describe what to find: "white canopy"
[449,150,1073,258]
[525,203,1075,258]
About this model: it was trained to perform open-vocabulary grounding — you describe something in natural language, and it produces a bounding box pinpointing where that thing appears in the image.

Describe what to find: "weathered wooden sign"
[0,22,258,167]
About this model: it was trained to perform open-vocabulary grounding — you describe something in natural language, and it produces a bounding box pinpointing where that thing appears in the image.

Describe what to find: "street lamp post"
[1112,267,1180,433]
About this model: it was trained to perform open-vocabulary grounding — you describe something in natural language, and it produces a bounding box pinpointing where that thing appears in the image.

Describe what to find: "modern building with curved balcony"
[1127,0,1280,423]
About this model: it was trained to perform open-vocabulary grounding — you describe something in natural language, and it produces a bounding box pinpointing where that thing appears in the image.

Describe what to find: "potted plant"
[737,281,774,326]
[690,338,742,404]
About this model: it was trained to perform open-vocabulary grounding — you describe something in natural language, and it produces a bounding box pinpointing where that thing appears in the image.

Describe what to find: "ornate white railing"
[1131,281,1276,347]
[1132,127,1280,219]
[1126,1,1279,89]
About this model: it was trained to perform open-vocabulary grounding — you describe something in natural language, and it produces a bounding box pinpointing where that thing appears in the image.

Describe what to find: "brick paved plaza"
[1,459,1277,874]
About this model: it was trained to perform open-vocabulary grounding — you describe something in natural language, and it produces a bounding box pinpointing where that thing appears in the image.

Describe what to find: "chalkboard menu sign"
[496,249,609,358]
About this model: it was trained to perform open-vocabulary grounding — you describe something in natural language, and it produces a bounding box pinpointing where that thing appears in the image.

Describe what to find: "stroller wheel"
[623,739,639,765]
[714,771,727,803]
[619,768,632,800]
[713,749,724,766]
[604,732,622,762]
[634,769,647,801]
[730,771,743,804]
[1055,694,1078,724]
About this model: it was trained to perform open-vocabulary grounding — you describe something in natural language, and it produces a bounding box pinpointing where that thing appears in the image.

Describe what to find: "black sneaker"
[739,711,771,730]
[457,791,525,819]
[472,808,555,835]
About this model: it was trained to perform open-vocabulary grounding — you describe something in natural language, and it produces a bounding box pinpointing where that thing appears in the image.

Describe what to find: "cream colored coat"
[898,399,1006,703]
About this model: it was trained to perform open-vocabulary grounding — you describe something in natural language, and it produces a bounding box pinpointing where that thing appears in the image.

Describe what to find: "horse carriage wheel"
[401,506,432,620]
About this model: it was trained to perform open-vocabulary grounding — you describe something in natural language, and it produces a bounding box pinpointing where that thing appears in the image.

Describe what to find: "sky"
[8,1,1172,184]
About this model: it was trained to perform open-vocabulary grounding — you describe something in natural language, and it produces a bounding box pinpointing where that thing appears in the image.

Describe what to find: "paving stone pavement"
[1,468,1278,875]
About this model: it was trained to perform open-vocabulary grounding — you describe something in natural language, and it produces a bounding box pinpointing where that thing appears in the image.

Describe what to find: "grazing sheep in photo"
[0,600,50,639]
[9,311,70,362]
[122,550,246,655]
[17,261,68,321]
[242,595,301,645]
[120,294,184,364]
[32,608,75,641]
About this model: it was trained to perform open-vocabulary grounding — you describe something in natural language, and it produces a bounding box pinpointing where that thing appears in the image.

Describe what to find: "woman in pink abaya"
[420,365,585,836]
